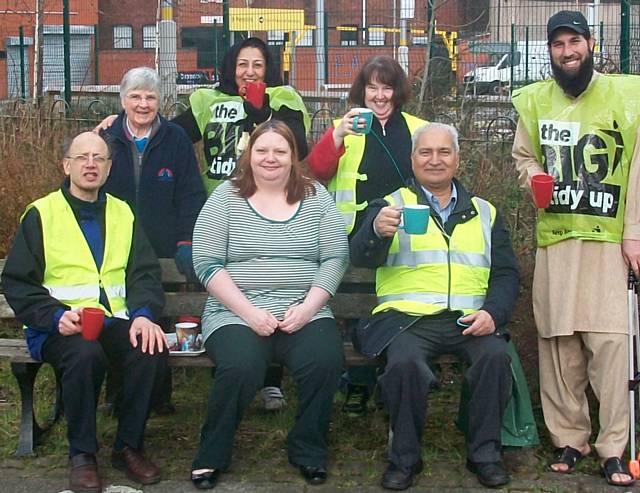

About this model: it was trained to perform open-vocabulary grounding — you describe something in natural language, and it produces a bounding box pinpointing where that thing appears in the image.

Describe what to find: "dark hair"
[348,55,410,108]
[62,130,113,159]
[232,120,315,203]
[218,37,283,95]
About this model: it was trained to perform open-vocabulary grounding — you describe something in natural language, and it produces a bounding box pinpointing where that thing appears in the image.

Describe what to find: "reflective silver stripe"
[389,190,415,266]
[450,251,490,268]
[378,292,485,309]
[340,211,355,232]
[44,284,99,300]
[388,194,493,269]
[112,309,129,320]
[387,250,448,267]
[473,197,493,268]
[105,285,126,299]
[450,293,485,309]
[334,189,355,203]
[378,292,448,307]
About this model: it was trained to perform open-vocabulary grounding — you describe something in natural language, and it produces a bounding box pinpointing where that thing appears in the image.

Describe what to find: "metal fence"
[1,1,639,134]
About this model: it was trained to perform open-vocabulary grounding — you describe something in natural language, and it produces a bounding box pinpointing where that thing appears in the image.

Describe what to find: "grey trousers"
[380,313,512,467]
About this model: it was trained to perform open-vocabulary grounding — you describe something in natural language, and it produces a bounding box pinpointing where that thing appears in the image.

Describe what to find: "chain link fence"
[0,1,639,137]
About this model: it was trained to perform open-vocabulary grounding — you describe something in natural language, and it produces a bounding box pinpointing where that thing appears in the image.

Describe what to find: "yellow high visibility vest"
[26,190,133,318]
[512,74,640,246]
[374,187,495,316]
[327,112,426,234]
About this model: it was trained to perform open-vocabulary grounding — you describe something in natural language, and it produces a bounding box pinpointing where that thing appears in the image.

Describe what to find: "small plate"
[166,333,204,355]
[169,349,205,357]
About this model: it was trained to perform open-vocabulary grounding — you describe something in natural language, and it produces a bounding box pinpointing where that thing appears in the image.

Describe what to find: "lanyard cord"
[369,129,411,188]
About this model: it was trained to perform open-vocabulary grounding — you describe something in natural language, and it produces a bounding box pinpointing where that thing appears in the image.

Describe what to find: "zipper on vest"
[446,239,452,310]
[431,214,453,309]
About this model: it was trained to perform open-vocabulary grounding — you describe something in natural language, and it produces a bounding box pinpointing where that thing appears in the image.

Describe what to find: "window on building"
[143,25,157,49]
[267,30,285,46]
[339,25,358,46]
[368,25,385,46]
[113,25,132,49]
[295,29,313,47]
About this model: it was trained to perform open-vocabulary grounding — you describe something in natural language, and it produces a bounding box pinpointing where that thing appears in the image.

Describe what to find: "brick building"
[0,0,487,99]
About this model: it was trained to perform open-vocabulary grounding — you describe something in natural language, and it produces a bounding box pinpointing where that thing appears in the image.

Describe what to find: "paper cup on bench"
[175,322,200,351]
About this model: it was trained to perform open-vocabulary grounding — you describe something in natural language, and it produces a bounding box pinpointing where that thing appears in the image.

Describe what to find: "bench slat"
[2,260,377,321]
[2,291,377,324]
[0,294,14,319]
[156,259,375,284]
[162,292,376,319]
[0,339,36,363]
[0,338,380,367]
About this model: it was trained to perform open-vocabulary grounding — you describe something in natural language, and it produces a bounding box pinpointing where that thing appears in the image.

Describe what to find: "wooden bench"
[0,258,380,456]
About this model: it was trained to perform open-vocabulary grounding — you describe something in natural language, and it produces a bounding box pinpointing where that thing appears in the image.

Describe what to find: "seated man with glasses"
[1,131,169,493]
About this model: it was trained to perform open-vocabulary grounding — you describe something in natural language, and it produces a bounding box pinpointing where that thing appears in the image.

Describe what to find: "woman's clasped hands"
[246,303,314,336]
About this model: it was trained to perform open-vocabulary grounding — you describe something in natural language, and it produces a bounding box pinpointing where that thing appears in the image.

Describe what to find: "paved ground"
[2,449,640,493]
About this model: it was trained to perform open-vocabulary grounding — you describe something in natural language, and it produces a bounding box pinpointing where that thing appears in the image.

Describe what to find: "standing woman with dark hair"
[308,55,425,237]
[190,120,348,489]
[174,37,310,194]
[307,55,426,414]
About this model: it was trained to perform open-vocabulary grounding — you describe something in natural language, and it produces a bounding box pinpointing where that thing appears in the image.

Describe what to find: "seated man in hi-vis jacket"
[350,122,520,490]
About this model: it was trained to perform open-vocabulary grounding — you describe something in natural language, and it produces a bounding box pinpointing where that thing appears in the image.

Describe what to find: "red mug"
[244,81,266,109]
[531,174,555,209]
[80,307,105,341]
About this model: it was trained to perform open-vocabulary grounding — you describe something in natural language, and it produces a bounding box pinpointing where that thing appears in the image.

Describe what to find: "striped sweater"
[193,180,349,341]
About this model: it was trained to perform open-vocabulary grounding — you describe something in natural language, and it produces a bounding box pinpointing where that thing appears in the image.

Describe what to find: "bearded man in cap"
[512,10,640,487]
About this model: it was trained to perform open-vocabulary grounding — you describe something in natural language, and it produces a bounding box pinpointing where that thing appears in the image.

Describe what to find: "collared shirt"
[125,117,152,153]
[421,182,457,223]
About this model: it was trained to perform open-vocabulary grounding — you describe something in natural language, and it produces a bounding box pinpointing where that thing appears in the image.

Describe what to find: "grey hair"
[411,122,460,153]
[119,66,161,101]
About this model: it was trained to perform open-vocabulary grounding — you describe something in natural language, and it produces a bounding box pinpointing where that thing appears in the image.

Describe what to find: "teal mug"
[351,108,374,135]
[399,205,430,235]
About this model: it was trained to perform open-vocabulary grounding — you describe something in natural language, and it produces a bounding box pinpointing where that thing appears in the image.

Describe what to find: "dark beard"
[551,51,594,98]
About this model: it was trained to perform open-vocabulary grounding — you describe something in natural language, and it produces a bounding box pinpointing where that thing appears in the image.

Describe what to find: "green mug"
[400,205,430,235]
[351,108,374,135]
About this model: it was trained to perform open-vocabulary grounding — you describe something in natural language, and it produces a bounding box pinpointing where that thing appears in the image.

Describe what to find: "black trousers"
[380,314,512,468]
[42,319,168,455]
[192,318,343,471]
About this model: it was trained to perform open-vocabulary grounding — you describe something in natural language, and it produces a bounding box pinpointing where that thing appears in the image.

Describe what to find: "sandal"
[548,446,584,473]
[602,457,635,487]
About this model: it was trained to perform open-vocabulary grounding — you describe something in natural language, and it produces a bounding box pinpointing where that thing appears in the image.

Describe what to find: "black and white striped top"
[193,180,349,341]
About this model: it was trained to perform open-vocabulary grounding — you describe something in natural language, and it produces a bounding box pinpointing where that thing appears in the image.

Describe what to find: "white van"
[463,41,550,95]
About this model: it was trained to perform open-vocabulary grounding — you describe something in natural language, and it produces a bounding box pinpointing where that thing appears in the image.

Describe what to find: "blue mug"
[351,108,374,135]
[399,205,430,235]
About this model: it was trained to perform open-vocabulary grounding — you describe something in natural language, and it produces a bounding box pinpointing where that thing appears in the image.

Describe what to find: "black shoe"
[466,460,510,488]
[191,469,220,490]
[381,460,423,490]
[342,384,369,416]
[298,465,327,485]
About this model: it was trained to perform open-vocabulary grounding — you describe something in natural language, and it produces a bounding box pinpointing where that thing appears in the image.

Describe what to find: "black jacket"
[171,37,308,160]
[1,184,165,359]
[350,178,520,352]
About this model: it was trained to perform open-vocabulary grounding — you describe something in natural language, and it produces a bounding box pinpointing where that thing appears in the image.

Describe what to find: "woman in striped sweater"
[190,120,349,489]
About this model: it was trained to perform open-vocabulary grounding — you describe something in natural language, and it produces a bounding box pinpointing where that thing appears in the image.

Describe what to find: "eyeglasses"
[65,154,110,166]
[126,94,159,103]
